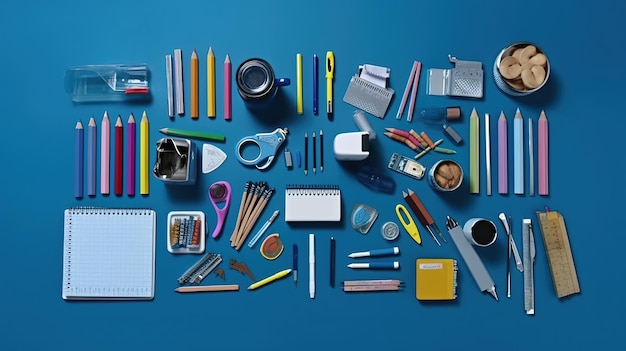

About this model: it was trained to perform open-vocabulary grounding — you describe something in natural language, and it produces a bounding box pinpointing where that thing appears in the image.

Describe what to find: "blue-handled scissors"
[235,128,289,170]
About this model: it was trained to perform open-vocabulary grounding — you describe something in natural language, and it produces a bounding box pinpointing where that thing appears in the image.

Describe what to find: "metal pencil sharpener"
[153,138,197,185]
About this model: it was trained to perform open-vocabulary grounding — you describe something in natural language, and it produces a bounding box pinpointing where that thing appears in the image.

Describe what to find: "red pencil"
[114,116,123,195]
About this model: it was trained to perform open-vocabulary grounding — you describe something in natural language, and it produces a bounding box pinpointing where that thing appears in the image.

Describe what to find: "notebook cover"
[415,258,457,301]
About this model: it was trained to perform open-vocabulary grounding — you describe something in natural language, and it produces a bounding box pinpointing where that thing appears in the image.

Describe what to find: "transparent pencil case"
[64,64,151,102]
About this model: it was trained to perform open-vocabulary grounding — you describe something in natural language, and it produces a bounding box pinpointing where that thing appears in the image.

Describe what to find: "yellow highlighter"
[296,53,303,114]
[325,51,334,119]
[248,268,292,290]
[396,204,421,245]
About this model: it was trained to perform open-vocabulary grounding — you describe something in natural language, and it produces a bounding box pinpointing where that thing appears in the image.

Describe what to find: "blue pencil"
[313,54,318,115]
[513,108,524,194]
[74,121,84,198]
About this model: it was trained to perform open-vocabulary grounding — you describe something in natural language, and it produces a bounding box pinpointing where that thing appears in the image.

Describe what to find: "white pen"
[348,247,400,258]
[347,262,400,270]
[309,233,315,299]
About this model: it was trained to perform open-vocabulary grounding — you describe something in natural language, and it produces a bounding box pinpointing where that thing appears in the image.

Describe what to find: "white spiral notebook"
[284,185,341,222]
[62,208,156,300]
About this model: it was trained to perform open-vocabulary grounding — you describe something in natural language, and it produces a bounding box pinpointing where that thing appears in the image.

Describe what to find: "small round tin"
[428,159,463,192]
[381,221,400,241]
[493,42,550,96]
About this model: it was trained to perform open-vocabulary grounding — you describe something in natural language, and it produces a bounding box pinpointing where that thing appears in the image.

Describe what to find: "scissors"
[209,181,231,239]
[395,204,421,245]
[235,128,289,170]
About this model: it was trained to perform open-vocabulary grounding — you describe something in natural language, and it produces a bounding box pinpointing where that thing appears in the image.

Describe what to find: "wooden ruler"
[536,210,580,298]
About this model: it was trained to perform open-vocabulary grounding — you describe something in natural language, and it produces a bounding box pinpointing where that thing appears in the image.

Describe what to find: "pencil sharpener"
[153,138,197,185]
[333,131,370,161]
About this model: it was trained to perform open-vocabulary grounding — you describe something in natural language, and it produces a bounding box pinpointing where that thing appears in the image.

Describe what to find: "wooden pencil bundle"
[229,181,274,250]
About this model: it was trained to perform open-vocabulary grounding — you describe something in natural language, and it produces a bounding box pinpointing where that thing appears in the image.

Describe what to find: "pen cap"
[236,58,290,109]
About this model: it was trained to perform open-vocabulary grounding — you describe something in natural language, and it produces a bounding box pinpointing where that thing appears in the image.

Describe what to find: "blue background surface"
[1,0,624,349]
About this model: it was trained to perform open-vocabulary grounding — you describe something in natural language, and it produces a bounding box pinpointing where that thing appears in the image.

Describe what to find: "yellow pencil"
[296,53,303,114]
[139,111,149,195]
[190,49,199,118]
[207,47,216,118]
[248,268,292,290]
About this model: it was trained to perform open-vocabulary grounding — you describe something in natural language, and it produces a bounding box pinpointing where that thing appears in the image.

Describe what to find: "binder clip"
[153,138,198,185]
[428,55,484,98]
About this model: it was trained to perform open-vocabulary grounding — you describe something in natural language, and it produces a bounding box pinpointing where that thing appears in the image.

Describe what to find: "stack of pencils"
[229,181,275,250]
[342,280,404,292]
[384,127,455,159]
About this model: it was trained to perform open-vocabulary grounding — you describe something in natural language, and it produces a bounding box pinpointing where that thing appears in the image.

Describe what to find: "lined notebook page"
[284,185,341,222]
[62,208,156,300]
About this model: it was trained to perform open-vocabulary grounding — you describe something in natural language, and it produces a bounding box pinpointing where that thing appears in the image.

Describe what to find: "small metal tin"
[381,221,400,241]
[153,138,197,185]
[493,42,550,96]
[428,159,463,192]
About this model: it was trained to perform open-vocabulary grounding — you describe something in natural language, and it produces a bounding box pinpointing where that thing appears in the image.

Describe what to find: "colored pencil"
[126,114,136,196]
[498,112,508,194]
[396,61,418,120]
[114,116,123,195]
[304,132,308,175]
[140,111,149,195]
[319,129,324,172]
[159,128,225,142]
[469,108,479,194]
[224,54,232,120]
[175,284,239,293]
[100,112,110,195]
[207,47,216,118]
[74,121,84,198]
[312,132,316,173]
[190,49,199,119]
[513,108,524,194]
[528,117,534,196]
[385,127,421,148]
[87,117,97,196]
[407,61,422,122]
[485,113,492,196]
[538,110,549,195]
[296,53,303,114]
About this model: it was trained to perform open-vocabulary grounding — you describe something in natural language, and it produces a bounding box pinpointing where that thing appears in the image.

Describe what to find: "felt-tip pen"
[347,262,400,270]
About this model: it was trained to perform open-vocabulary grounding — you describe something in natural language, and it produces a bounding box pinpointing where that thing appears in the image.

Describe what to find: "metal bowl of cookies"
[493,42,550,96]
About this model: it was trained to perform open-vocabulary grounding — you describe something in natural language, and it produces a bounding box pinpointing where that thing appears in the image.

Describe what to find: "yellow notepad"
[415,258,457,301]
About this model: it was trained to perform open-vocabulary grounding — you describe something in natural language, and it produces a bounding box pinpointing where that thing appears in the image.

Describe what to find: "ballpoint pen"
[247,268,292,290]
[347,262,400,270]
[325,51,334,120]
[330,237,335,288]
[247,210,279,248]
[309,234,315,299]
[313,54,318,115]
[293,244,298,286]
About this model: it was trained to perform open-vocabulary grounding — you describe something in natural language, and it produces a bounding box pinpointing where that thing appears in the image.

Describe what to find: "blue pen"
[348,247,400,258]
[313,54,318,115]
[347,262,400,270]
[293,244,298,286]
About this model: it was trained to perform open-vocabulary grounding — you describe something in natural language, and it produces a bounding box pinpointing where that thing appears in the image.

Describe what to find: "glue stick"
[353,110,376,140]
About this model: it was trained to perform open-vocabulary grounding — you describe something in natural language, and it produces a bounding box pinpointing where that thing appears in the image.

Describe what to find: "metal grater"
[343,76,394,118]
[428,55,483,98]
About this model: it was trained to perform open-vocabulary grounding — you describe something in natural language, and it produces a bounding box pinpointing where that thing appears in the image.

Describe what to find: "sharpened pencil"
[175,284,239,293]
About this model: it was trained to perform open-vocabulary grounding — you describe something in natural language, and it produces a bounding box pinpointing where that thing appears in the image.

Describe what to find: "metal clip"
[235,128,288,170]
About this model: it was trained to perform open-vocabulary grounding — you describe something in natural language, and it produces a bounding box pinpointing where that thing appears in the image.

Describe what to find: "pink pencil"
[224,54,232,120]
[126,113,136,196]
[396,61,418,120]
[538,110,549,195]
[385,127,421,148]
[100,112,110,195]
[406,61,422,122]
[498,111,508,194]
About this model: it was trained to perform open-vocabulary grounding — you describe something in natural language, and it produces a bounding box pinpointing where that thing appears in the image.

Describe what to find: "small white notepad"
[62,208,156,300]
[284,185,341,222]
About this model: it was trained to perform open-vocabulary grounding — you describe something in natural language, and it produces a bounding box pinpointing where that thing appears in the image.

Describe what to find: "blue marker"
[348,247,400,258]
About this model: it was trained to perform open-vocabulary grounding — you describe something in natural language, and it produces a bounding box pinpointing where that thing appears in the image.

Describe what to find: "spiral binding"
[285,184,340,196]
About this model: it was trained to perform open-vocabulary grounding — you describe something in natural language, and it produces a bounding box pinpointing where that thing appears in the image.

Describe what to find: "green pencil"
[433,147,456,154]
[159,128,225,142]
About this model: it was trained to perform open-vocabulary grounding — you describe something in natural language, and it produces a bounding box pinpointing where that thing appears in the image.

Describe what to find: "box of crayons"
[167,211,206,254]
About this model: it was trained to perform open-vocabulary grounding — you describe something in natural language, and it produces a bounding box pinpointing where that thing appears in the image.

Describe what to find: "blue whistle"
[235,128,289,170]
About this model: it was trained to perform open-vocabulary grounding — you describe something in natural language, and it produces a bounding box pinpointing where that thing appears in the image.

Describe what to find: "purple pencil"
[126,113,136,196]
[498,112,508,194]
[87,117,97,196]
[74,121,84,198]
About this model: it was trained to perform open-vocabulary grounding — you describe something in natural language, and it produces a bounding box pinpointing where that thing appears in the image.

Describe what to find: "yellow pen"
[325,51,334,119]
[248,268,292,290]
[296,53,303,114]
[395,204,421,245]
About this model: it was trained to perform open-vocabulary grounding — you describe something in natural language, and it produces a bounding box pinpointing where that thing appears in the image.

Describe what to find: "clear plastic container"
[64,64,151,102]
